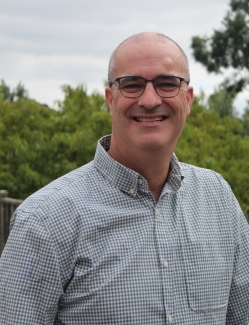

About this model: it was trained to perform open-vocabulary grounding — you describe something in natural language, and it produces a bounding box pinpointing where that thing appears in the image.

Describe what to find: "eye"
[120,78,144,92]
[123,83,141,89]
[159,82,176,88]
[156,77,179,90]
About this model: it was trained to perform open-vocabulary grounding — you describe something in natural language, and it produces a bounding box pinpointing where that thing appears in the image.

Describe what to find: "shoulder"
[178,162,248,244]
[178,162,245,225]
[6,162,102,282]
[178,162,239,216]
[179,162,230,192]
[11,161,100,233]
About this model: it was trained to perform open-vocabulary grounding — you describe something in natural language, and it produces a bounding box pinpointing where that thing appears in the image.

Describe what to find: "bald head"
[108,32,190,86]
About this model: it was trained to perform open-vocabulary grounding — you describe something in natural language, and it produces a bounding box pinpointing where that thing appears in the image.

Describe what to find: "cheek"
[112,97,136,119]
[109,93,120,117]
[175,91,191,116]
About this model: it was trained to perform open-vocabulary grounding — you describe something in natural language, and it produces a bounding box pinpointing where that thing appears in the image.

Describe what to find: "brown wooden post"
[0,190,23,256]
[0,190,8,255]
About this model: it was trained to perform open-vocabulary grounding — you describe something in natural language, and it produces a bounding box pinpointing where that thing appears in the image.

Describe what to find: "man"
[0,32,249,324]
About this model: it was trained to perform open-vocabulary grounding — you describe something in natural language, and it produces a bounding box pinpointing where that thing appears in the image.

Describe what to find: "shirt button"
[155,208,160,217]
[129,188,135,195]
[137,178,143,185]
[168,315,173,323]
[164,260,169,268]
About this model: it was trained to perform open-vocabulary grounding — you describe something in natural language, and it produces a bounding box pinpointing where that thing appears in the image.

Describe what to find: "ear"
[186,86,194,116]
[105,87,113,117]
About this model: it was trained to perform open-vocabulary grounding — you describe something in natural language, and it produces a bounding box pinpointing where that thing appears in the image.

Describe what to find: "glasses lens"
[119,77,145,97]
[154,77,180,97]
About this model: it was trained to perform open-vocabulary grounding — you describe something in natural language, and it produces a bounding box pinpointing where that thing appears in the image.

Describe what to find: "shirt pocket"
[181,241,230,312]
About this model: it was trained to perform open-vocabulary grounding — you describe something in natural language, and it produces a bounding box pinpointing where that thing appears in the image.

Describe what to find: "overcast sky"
[0,0,247,114]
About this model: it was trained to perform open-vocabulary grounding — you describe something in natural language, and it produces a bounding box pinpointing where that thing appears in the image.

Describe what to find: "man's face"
[105,38,194,155]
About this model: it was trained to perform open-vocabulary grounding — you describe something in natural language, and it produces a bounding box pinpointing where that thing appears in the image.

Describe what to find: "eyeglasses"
[109,75,189,98]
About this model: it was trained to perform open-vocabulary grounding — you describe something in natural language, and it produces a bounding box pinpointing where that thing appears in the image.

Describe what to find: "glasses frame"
[109,75,189,98]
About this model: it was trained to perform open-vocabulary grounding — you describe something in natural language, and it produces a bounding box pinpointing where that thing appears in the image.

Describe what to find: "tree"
[0,84,111,199]
[191,0,249,96]
[0,80,14,102]
[207,80,238,118]
[242,106,249,134]
[0,80,28,102]
[176,95,249,213]
[1,83,249,214]
[14,82,28,100]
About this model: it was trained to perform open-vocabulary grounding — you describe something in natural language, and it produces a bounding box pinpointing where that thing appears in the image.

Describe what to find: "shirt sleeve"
[225,187,249,325]
[0,210,64,325]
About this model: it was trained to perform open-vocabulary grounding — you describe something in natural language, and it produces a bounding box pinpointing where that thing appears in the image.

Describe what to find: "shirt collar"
[94,135,183,197]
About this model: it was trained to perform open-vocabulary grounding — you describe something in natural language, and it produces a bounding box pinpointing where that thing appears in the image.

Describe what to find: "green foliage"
[0,83,249,214]
[0,80,13,101]
[191,0,249,73]
[176,96,249,212]
[0,80,28,102]
[242,106,249,134]
[0,85,111,200]
[191,0,249,96]
[14,82,28,100]
[208,83,238,118]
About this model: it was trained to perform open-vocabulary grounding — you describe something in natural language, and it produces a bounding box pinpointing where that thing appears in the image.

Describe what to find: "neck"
[108,141,174,202]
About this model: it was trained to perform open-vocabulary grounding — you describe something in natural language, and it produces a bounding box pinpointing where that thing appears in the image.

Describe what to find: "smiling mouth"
[134,116,165,122]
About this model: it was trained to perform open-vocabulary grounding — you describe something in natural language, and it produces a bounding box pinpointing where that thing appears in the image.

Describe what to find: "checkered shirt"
[0,135,249,325]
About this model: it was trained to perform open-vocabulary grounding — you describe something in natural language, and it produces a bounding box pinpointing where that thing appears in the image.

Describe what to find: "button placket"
[137,178,143,185]
[155,199,176,325]
[164,260,169,268]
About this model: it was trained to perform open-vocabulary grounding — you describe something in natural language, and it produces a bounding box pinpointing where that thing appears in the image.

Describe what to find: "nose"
[137,81,162,109]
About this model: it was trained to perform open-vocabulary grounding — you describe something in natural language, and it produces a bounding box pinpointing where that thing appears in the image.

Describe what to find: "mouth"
[134,116,166,122]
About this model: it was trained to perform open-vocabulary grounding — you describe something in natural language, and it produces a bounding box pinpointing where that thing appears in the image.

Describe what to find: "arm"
[0,210,64,325]
[226,193,249,324]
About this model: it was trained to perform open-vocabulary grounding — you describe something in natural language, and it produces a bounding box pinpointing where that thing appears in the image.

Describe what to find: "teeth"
[136,117,164,122]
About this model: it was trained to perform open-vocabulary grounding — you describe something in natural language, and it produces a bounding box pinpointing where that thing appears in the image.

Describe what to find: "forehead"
[114,38,184,78]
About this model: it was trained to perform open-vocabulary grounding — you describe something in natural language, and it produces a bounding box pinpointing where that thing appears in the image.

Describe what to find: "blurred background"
[0,0,249,216]
[1,0,248,113]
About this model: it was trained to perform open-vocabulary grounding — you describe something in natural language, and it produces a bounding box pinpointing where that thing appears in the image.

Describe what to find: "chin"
[135,135,178,153]
[136,140,169,152]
